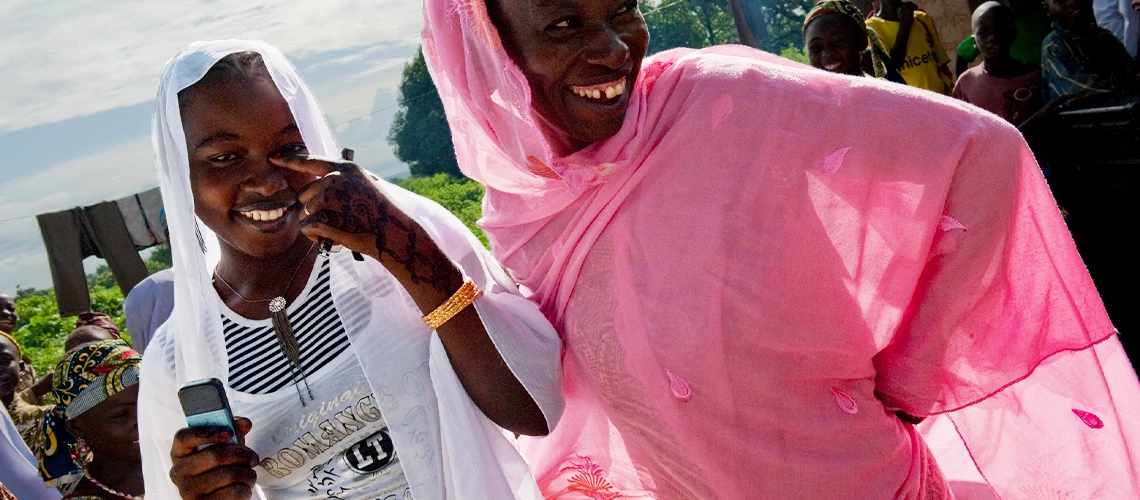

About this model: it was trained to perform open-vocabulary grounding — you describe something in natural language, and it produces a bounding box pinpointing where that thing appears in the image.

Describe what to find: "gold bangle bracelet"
[423,280,484,330]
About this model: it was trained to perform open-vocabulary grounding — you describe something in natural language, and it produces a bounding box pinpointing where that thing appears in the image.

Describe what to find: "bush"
[396,174,488,248]
[780,46,810,65]
[10,247,163,376]
[12,284,128,376]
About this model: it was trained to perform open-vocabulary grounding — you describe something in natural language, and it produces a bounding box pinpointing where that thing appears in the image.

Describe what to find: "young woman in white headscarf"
[137,40,563,500]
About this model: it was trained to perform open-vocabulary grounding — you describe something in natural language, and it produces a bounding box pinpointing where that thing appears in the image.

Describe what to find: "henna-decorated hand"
[270,154,461,295]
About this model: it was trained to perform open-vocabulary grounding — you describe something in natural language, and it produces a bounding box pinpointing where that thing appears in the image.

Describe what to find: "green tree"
[730,0,814,54]
[148,244,173,271]
[645,0,813,59]
[14,286,50,301]
[89,264,117,289]
[396,174,488,247]
[388,49,461,178]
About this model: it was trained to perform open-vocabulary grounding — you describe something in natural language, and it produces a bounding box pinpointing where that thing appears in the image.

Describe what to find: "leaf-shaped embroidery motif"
[819,147,850,174]
[830,387,859,414]
[1072,408,1104,429]
[526,155,561,179]
[668,371,693,402]
[938,215,966,231]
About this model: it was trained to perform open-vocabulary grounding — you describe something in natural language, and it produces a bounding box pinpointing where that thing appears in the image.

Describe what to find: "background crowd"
[802,0,1139,357]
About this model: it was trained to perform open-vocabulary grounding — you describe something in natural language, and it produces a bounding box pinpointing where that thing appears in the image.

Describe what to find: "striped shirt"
[222,259,351,394]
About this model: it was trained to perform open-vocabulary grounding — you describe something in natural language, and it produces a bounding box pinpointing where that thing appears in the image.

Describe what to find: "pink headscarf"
[423,1,1140,498]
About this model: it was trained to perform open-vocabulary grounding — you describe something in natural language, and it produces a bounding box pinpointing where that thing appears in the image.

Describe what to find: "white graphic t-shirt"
[218,259,412,500]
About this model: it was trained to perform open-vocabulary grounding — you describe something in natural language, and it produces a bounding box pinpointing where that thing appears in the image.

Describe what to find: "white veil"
[138,40,563,499]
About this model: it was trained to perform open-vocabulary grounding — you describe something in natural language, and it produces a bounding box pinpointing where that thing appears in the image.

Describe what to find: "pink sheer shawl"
[422,1,1140,498]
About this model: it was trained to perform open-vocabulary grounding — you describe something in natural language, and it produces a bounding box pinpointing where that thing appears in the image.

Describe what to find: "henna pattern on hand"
[305,165,461,295]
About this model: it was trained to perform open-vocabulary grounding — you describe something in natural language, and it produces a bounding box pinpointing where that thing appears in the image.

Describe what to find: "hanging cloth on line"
[37,190,164,316]
[116,187,167,248]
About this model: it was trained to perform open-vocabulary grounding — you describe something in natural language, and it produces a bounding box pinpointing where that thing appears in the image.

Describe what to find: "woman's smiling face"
[179,63,316,259]
[489,0,650,155]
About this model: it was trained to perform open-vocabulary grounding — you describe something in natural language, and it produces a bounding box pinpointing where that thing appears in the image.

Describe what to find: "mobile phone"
[178,378,239,445]
[338,147,365,262]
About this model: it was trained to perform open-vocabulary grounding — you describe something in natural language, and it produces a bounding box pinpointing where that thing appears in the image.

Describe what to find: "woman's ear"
[66,417,85,442]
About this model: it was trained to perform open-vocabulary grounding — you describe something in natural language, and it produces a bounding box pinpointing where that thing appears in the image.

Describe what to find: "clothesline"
[0,214,35,224]
[0,184,160,225]
[327,88,438,127]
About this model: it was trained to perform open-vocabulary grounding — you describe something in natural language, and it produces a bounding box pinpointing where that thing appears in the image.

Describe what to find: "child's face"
[806,14,867,77]
[181,72,317,260]
[974,11,1016,60]
[1047,0,1092,26]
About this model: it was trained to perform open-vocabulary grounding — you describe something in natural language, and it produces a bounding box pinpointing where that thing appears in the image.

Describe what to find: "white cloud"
[0,0,424,132]
[0,69,415,291]
[0,135,156,291]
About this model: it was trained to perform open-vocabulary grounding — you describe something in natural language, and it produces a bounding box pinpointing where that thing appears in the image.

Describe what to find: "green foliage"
[388,49,461,178]
[89,264,117,289]
[13,293,73,375]
[645,0,739,53]
[396,174,488,247]
[752,0,814,55]
[10,249,167,375]
[780,45,810,64]
[14,286,50,301]
[148,244,173,272]
[13,284,128,376]
[643,0,811,55]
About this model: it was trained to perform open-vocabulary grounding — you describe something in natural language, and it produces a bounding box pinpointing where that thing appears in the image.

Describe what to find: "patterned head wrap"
[74,311,121,337]
[803,0,891,79]
[39,339,141,485]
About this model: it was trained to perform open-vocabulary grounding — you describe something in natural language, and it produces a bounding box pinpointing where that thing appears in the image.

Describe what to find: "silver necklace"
[213,241,318,406]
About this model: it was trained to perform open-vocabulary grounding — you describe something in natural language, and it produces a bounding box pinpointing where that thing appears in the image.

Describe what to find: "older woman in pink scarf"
[422,0,1140,498]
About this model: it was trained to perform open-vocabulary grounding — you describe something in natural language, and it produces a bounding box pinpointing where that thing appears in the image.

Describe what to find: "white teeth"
[242,207,287,222]
[571,80,627,101]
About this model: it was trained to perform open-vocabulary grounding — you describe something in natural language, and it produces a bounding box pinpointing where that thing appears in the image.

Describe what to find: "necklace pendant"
[269,296,287,313]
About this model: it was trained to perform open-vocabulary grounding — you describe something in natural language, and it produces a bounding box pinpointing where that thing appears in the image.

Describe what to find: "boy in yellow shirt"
[867,0,956,94]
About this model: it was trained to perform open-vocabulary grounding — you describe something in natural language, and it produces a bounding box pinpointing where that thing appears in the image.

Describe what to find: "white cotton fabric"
[137,39,563,500]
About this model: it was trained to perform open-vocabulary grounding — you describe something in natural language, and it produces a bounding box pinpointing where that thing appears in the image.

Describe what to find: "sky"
[0,0,426,292]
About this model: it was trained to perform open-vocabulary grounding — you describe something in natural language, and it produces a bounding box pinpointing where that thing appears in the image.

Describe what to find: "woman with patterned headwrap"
[40,339,143,499]
[804,0,907,83]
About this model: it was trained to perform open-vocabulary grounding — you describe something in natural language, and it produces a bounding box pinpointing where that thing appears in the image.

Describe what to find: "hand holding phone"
[171,379,259,499]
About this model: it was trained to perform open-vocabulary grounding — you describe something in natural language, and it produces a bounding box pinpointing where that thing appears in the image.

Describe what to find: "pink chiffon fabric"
[422,1,1140,498]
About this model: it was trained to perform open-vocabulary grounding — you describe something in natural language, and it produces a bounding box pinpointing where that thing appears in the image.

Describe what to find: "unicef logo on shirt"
[344,428,397,474]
